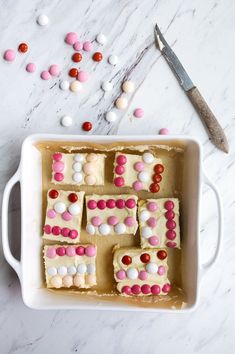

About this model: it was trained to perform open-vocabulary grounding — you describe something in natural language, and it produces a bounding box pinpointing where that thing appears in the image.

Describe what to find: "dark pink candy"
[116,199,125,209]
[125,198,136,209]
[162,283,171,293]
[52,152,62,161]
[116,155,127,165]
[151,285,161,295]
[131,285,141,295]
[76,246,85,256]
[44,224,51,234]
[114,177,125,187]
[61,227,70,237]
[165,210,175,220]
[164,200,174,210]
[115,165,125,175]
[166,220,176,229]
[166,230,176,240]
[122,286,131,295]
[54,173,64,182]
[97,199,106,209]
[166,241,177,248]
[69,230,78,239]
[106,199,116,208]
[52,226,61,235]
[141,284,151,294]
[56,247,66,256]
[87,200,97,210]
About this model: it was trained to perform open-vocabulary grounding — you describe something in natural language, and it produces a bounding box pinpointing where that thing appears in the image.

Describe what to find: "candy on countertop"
[96,33,107,45]
[73,41,83,51]
[26,63,36,73]
[40,71,51,80]
[59,80,69,90]
[18,43,28,53]
[65,32,78,45]
[37,14,49,26]
[93,52,103,62]
[72,52,82,62]
[159,127,169,135]
[105,111,117,123]
[133,108,144,118]
[82,121,92,131]
[108,54,119,65]
[49,64,60,77]
[122,80,135,93]
[83,41,92,51]
[115,96,128,109]
[69,67,78,78]
[61,115,73,127]
[3,49,16,61]
[77,71,88,82]
[70,80,82,92]
[101,81,112,92]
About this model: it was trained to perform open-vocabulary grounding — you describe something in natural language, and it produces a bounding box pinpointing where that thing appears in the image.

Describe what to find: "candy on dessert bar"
[43,189,85,243]
[138,198,180,249]
[44,244,97,289]
[85,194,138,236]
[113,152,164,192]
[51,152,106,185]
[113,247,170,296]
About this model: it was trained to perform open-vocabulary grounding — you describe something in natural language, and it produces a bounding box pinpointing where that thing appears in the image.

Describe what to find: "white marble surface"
[0,0,235,353]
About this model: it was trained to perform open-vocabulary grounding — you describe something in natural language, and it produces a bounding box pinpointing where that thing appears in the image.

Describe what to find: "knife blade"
[154,23,229,153]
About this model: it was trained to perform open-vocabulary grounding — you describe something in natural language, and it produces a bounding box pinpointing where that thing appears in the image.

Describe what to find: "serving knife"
[154,23,229,153]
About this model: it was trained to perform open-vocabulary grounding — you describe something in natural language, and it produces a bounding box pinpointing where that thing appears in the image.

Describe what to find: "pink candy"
[114,177,125,187]
[91,216,102,226]
[85,245,96,257]
[61,227,70,237]
[54,173,64,182]
[162,283,171,293]
[122,285,131,295]
[138,270,148,280]
[157,266,166,276]
[73,41,83,51]
[134,161,144,172]
[132,180,143,191]
[47,209,56,219]
[76,246,85,256]
[116,270,126,280]
[107,216,118,226]
[165,210,175,220]
[87,200,97,209]
[125,198,136,209]
[52,152,62,161]
[166,230,176,240]
[131,284,141,295]
[166,241,177,248]
[166,220,176,229]
[52,226,61,235]
[52,161,64,173]
[66,246,76,257]
[49,64,60,77]
[116,155,127,165]
[3,49,16,61]
[116,199,125,209]
[151,285,161,295]
[106,199,116,209]
[26,63,36,73]
[164,200,174,210]
[133,108,144,118]
[40,70,51,80]
[147,201,158,212]
[97,200,106,210]
[124,216,135,227]
[83,41,92,51]
[148,236,159,246]
[46,247,56,258]
[115,165,125,175]
[69,230,78,239]
[141,284,151,294]
[56,247,66,256]
[77,71,88,82]
[147,217,157,228]
[44,224,51,234]
[65,32,78,45]
[62,211,73,221]
[159,128,169,135]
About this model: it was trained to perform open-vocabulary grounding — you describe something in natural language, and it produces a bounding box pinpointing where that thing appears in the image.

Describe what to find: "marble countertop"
[0,0,235,353]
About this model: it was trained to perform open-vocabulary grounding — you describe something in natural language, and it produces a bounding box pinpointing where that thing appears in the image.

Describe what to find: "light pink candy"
[62,211,73,221]
[159,128,169,135]
[147,201,158,212]
[107,216,118,226]
[52,161,64,173]
[83,41,92,51]
[3,49,16,61]
[65,32,78,45]
[116,270,126,280]
[157,266,166,276]
[77,71,88,82]
[133,108,144,118]
[132,180,143,191]
[147,217,157,228]
[91,216,102,226]
[124,216,135,227]
[40,71,51,80]
[148,236,159,246]
[85,245,96,257]
[66,246,76,257]
[134,161,144,172]
[26,63,36,73]
[49,64,60,77]
[47,209,56,219]
[138,270,148,280]
[73,41,83,51]
[46,247,56,258]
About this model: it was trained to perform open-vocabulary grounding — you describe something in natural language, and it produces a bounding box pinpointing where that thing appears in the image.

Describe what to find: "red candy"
[154,164,164,174]
[125,198,136,209]
[131,284,141,295]
[149,183,160,193]
[56,247,66,256]
[141,284,151,294]
[97,199,106,209]
[76,246,85,256]
[140,253,150,263]
[122,255,132,265]
[166,230,176,240]
[114,177,125,187]
[166,220,176,229]
[18,43,28,53]
[69,230,78,239]
[151,284,161,295]
[68,193,78,203]
[152,174,162,183]
[164,200,174,210]
[165,210,175,220]
[93,52,103,62]
[52,226,61,235]
[72,52,82,62]
[52,152,62,161]
[115,165,125,175]
[82,121,92,131]
[116,155,127,165]
[61,227,70,237]
[49,189,59,199]
[106,199,116,209]
[116,199,125,209]
[87,200,97,209]
[69,68,78,77]
[122,286,131,295]
[162,283,171,293]
[157,250,167,260]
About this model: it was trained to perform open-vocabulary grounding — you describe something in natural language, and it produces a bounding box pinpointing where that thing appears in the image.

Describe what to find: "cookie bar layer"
[51,152,106,185]
[43,189,85,244]
[138,198,180,249]
[85,194,138,236]
[113,152,164,192]
[113,247,170,296]
[44,244,97,289]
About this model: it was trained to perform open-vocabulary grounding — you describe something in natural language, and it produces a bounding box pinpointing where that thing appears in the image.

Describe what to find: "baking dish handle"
[2,167,21,278]
[200,171,223,271]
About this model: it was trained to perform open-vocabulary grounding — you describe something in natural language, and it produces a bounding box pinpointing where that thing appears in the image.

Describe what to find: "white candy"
[59,80,69,91]
[138,171,150,183]
[141,226,152,238]
[73,172,83,183]
[108,55,119,65]
[96,33,107,45]
[139,210,151,222]
[73,162,82,172]
[70,80,82,92]
[146,262,158,274]
[142,152,154,164]
[54,202,66,214]
[98,223,111,235]
[67,266,76,275]
[122,80,135,93]
[37,14,49,26]
[74,153,85,162]
[126,267,138,280]
[114,223,126,235]
[87,263,96,274]
[105,111,117,123]
[57,266,67,276]
[101,81,113,92]
[68,203,81,215]
[77,263,87,274]
[61,115,73,127]
[47,267,57,276]
[86,224,95,235]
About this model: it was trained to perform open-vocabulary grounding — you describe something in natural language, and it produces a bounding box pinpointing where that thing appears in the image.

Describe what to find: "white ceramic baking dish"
[2,134,223,312]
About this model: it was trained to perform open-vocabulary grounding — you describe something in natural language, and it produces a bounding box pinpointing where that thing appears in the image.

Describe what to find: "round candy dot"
[122,286,131,295]
[86,224,95,235]
[147,217,157,228]
[125,198,136,209]
[106,199,116,209]
[69,230,78,239]
[114,177,124,187]
[116,199,125,209]
[83,41,92,52]
[59,80,69,90]
[40,71,51,80]
[166,241,177,248]
[158,266,166,276]
[152,174,162,183]
[46,247,56,258]
[44,224,51,234]
[68,193,78,203]
[62,211,73,221]
[101,81,112,92]
[86,274,96,285]
[91,216,102,226]
[66,246,76,257]
[138,270,148,280]
[61,115,73,127]
[122,80,135,93]
[165,210,175,220]
[138,171,150,183]
[107,216,118,226]
[96,33,107,45]
[53,152,62,161]
[99,223,111,235]
[146,262,158,274]
[85,245,96,257]
[140,253,150,263]
[166,230,176,240]
[70,80,82,92]
[52,161,64,172]
[115,165,125,175]
[164,200,174,210]
[139,210,150,222]
[54,202,66,213]
[37,14,49,26]
[141,284,151,294]
[134,108,144,118]
[126,267,138,280]
[82,121,92,131]
[148,236,159,246]
[141,226,152,239]
[116,270,126,280]
[77,71,88,82]
[147,201,158,212]
[87,263,96,274]
[49,64,60,77]
[132,181,143,191]
[151,285,161,295]
[74,154,84,162]
[61,227,70,237]
[142,152,154,164]
[73,41,83,51]
[83,162,94,175]
[77,263,87,274]
[54,172,64,182]
[56,247,66,256]
[72,172,83,183]
[72,52,82,63]
[115,97,128,110]
[159,128,169,135]
[121,255,132,266]
[114,223,126,234]
[166,220,176,229]
[97,200,106,210]
[67,266,76,275]
[85,175,96,185]
[3,49,16,61]
[52,226,61,235]
[69,68,78,78]
[73,162,82,172]
[108,54,119,65]
[18,43,28,53]
[93,51,103,61]
[124,216,135,227]
[63,275,73,288]
[65,32,78,45]
[149,183,160,193]
[87,200,97,209]
[47,209,56,219]
[26,63,36,73]
[162,283,171,293]
[154,164,164,174]
[131,284,141,295]
[73,275,85,287]
[86,153,98,162]
[76,246,85,256]
[134,161,144,172]
[157,250,167,260]
[50,276,62,288]
[57,266,67,276]
[116,155,127,165]
[47,267,57,276]
[105,111,117,123]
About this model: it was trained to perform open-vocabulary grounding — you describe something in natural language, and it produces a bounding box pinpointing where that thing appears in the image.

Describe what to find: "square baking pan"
[2,134,222,311]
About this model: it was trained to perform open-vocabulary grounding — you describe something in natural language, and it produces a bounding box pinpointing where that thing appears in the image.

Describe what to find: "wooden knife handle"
[187,87,229,153]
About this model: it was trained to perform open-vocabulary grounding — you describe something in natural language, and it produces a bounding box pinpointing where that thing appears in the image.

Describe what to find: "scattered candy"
[61,115,73,127]
[59,80,69,90]
[18,43,28,53]
[101,81,112,92]
[122,80,135,93]
[3,49,16,62]
[82,121,92,131]
[26,63,36,73]
[134,108,144,118]
[93,52,103,62]
[65,32,78,45]
[70,80,82,92]
[77,71,88,82]
[37,14,49,26]
[83,41,92,52]
[69,68,78,78]
[73,41,83,51]
[40,71,51,80]
[115,96,128,109]
[72,52,82,62]
[105,111,117,123]
[49,64,60,77]
[108,54,118,65]
[159,127,169,135]
[96,33,107,45]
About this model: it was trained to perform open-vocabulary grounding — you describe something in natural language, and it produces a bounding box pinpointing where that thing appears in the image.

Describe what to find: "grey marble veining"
[0,0,235,353]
